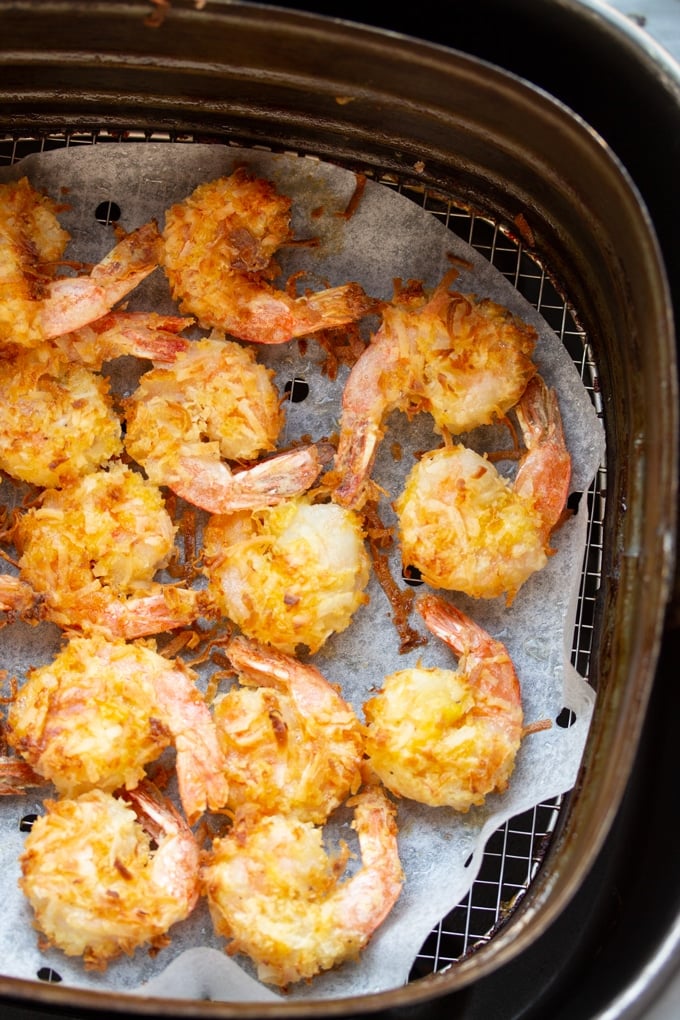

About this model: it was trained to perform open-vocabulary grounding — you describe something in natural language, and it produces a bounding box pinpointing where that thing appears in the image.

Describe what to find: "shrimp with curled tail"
[215,634,364,823]
[395,374,572,603]
[19,782,200,970]
[6,634,229,823]
[363,593,524,811]
[332,272,538,509]
[1,177,163,349]
[160,169,376,345]
[12,461,200,639]
[124,333,327,514]
[201,782,404,988]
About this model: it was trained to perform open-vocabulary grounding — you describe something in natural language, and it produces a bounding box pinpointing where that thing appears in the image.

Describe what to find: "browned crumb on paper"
[315,321,369,381]
[337,173,367,222]
[362,500,427,655]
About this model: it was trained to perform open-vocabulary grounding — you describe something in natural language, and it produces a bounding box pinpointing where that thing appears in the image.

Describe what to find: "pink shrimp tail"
[514,375,572,534]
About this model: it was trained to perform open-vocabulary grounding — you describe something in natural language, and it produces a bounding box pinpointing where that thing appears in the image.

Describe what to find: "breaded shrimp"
[160,169,375,344]
[363,593,524,810]
[395,375,572,602]
[6,634,229,823]
[332,273,537,509]
[0,344,122,488]
[203,495,371,654]
[19,782,200,970]
[215,634,364,823]
[201,782,404,988]
[12,461,199,638]
[0,176,162,349]
[124,332,326,513]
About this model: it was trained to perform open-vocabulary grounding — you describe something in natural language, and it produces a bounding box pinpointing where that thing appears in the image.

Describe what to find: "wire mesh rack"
[0,127,606,983]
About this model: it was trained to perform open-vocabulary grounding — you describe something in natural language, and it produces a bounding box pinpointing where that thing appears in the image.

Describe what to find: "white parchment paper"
[0,144,605,1004]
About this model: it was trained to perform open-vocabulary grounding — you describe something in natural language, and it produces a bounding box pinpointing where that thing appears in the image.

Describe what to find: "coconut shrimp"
[6,633,229,823]
[203,495,371,654]
[201,782,404,988]
[19,782,200,970]
[332,273,538,509]
[124,333,327,514]
[12,461,200,638]
[0,344,123,488]
[395,374,572,603]
[1,177,162,349]
[160,169,375,345]
[363,593,524,811]
[214,634,364,823]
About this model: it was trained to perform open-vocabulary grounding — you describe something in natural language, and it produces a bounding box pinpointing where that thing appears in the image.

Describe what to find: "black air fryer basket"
[0,2,678,1018]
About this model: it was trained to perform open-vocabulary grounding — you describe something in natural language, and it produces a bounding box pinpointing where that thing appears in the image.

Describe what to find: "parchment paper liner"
[0,145,605,1003]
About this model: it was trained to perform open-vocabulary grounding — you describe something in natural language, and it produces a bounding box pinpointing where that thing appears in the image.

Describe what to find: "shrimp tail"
[0,575,38,616]
[331,417,384,509]
[38,221,162,340]
[296,282,378,337]
[174,443,329,515]
[54,312,194,367]
[514,375,572,534]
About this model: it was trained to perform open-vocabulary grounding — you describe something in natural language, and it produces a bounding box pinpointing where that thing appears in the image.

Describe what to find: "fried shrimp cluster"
[12,461,199,638]
[0,158,579,991]
[363,594,524,811]
[215,635,364,823]
[395,375,571,603]
[19,782,200,970]
[203,496,371,654]
[6,634,228,823]
[161,168,375,345]
[201,782,404,988]
[332,272,538,509]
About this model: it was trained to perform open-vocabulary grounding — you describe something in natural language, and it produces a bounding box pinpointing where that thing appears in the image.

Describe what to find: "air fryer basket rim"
[0,1,677,1015]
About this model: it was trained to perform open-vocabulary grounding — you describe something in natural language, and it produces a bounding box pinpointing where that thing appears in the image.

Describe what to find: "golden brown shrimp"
[215,634,364,823]
[395,375,572,602]
[1,176,162,349]
[160,169,375,345]
[363,593,524,811]
[6,634,229,823]
[19,782,200,970]
[124,333,326,513]
[12,461,200,638]
[332,273,538,509]
[52,311,194,368]
[203,495,371,654]
[201,782,404,988]
[0,344,123,488]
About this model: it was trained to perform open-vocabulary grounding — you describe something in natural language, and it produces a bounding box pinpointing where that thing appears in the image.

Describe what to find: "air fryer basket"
[0,2,676,1017]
